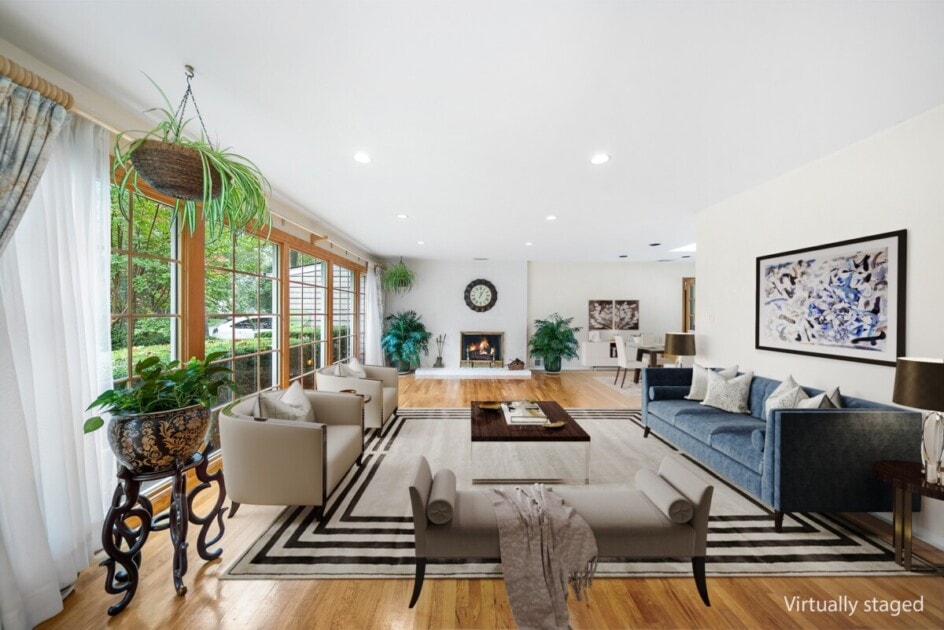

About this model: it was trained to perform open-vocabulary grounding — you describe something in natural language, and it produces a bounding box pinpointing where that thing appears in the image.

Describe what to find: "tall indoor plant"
[528,313,582,374]
[381,310,432,373]
[85,352,236,473]
[113,70,270,236]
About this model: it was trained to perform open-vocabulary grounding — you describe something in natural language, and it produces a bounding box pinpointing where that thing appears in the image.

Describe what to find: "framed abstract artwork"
[614,300,640,330]
[588,300,614,330]
[755,230,906,366]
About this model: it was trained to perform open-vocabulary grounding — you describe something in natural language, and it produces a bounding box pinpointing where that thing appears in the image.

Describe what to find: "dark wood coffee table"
[470,401,590,484]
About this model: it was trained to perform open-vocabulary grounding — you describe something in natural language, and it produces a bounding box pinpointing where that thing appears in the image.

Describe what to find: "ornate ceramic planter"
[107,404,210,473]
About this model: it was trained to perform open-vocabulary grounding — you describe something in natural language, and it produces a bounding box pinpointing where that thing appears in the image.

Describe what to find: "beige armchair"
[219,389,363,520]
[316,363,399,430]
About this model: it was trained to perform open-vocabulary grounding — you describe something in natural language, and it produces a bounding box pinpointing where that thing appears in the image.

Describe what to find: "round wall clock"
[464,278,497,312]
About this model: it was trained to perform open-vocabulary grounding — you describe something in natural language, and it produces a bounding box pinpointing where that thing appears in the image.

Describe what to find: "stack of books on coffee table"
[501,401,548,425]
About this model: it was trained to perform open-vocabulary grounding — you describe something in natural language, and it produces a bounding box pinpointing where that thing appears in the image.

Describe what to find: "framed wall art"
[588,300,614,330]
[755,230,906,366]
[614,300,640,330]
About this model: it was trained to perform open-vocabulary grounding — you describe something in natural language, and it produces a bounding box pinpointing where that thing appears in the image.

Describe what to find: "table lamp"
[892,357,944,484]
[664,332,696,368]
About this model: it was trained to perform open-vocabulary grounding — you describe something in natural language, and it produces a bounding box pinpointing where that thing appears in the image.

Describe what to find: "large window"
[109,190,180,383]
[332,265,356,363]
[287,250,327,388]
[205,231,280,400]
[358,272,366,361]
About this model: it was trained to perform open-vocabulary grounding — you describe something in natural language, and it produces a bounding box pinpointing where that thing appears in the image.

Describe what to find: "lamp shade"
[665,332,696,356]
[892,357,944,411]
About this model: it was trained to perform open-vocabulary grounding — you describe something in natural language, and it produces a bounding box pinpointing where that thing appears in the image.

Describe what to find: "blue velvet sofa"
[641,367,922,530]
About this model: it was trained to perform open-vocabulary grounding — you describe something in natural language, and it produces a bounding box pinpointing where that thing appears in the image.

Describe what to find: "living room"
[1,2,943,629]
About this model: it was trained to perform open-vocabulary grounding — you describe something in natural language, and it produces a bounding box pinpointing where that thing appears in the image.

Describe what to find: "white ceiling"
[1,1,943,263]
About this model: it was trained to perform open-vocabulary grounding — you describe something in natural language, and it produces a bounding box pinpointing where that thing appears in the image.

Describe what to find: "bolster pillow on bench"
[636,468,695,524]
[427,469,457,524]
[648,386,691,401]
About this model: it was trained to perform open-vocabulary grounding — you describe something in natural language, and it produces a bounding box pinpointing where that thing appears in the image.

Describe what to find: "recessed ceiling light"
[649,242,661,247]
[417,240,425,245]
[525,242,533,246]
[681,255,691,259]
[396,213,409,219]
[473,257,489,261]
[546,215,557,221]
[353,152,371,164]
[590,153,610,165]
[618,254,628,258]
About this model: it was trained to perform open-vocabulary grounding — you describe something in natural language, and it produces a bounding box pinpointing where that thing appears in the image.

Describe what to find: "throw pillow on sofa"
[798,392,834,409]
[686,363,738,401]
[701,370,754,414]
[260,381,316,422]
[763,375,809,418]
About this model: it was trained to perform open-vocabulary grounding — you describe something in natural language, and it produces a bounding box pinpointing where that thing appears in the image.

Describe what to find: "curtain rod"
[0,55,74,110]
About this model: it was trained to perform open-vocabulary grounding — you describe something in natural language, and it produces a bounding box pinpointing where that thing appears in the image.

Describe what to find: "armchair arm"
[763,409,922,512]
[219,413,325,506]
[306,390,363,427]
[363,364,399,388]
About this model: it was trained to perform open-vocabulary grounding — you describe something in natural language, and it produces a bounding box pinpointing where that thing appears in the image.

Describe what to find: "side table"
[873,460,944,571]
[100,442,227,615]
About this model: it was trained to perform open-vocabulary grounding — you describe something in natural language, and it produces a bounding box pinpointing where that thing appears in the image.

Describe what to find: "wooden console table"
[100,443,227,615]
[873,460,944,571]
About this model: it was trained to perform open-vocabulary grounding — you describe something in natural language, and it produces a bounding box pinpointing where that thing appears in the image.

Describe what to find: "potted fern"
[113,68,270,236]
[85,352,236,473]
[528,313,582,374]
[381,310,432,373]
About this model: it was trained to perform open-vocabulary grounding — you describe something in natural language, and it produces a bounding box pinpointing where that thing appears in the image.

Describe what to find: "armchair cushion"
[347,357,368,378]
[260,381,315,422]
[635,468,695,523]
[427,469,457,524]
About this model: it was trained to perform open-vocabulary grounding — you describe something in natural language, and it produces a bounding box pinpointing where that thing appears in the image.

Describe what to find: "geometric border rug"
[224,408,926,579]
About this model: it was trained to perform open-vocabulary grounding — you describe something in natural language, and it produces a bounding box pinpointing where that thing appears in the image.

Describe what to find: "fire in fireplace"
[460,331,503,366]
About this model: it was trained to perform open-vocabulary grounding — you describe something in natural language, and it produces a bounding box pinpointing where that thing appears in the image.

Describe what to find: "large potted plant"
[381,310,432,373]
[113,70,270,236]
[528,313,582,374]
[85,352,236,473]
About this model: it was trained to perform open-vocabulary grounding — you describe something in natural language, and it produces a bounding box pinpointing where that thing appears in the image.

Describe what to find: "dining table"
[628,342,665,383]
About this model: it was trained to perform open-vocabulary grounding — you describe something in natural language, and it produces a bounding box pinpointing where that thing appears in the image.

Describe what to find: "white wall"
[384,259,529,368]
[528,261,695,369]
[696,105,944,548]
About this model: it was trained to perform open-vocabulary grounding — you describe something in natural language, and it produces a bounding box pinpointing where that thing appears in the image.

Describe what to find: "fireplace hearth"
[460,331,503,367]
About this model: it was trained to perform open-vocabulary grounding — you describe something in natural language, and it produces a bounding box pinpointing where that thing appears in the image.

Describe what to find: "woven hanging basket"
[129,140,222,200]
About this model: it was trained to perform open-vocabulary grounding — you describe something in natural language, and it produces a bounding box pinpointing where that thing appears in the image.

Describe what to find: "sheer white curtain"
[364,262,384,365]
[0,116,113,629]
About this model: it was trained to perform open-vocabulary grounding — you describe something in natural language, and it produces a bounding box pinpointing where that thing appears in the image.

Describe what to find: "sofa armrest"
[763,409,922,512]
[648,386,690,401]
[219,413,325,506]
[306,390,364,427]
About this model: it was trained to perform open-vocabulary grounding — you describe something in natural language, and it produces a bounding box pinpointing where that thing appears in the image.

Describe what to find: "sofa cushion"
[702,371,753,414]
[260,382,316,422]
[647,400,719,426]
[763,376,809,418]
[674,411,764,444]
[686,363,738,401]
[751,428,765,453]
[710,430,764,474]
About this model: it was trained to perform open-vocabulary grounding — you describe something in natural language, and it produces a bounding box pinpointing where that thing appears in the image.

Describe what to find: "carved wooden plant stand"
[100,442,227,615]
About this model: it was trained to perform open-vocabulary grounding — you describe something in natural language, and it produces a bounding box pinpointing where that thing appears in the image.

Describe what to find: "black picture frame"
[755,230,906,366]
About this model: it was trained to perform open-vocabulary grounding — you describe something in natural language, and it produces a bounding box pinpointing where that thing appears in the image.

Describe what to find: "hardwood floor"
[41,371,943,629]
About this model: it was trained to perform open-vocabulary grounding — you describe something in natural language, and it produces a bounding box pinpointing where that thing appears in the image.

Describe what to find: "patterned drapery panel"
[0,75,71,255]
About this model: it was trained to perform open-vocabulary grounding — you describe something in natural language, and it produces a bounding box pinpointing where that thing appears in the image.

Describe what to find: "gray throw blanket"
[489,484,598,630]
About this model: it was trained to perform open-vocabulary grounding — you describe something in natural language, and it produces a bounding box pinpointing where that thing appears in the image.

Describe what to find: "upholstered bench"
[407,454,714,608]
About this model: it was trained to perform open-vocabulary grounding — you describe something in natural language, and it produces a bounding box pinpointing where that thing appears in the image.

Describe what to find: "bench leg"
[313,505,324,521]
[228,501,240,518]
[643,426,651,438]
[692,557,710,607]
[774,510,784,532]
[408,559,426,608]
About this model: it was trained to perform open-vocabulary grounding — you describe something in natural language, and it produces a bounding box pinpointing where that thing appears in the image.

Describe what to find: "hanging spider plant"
[112,70,270,237]
[381,258,416,294]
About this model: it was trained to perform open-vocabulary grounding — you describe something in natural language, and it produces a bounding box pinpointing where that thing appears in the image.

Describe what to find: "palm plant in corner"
[382,310,432,373]
[112,66,270,236]
[528,313,582,375]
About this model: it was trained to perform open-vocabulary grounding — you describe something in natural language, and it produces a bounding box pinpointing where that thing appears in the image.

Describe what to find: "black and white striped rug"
[224,408,918,579]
